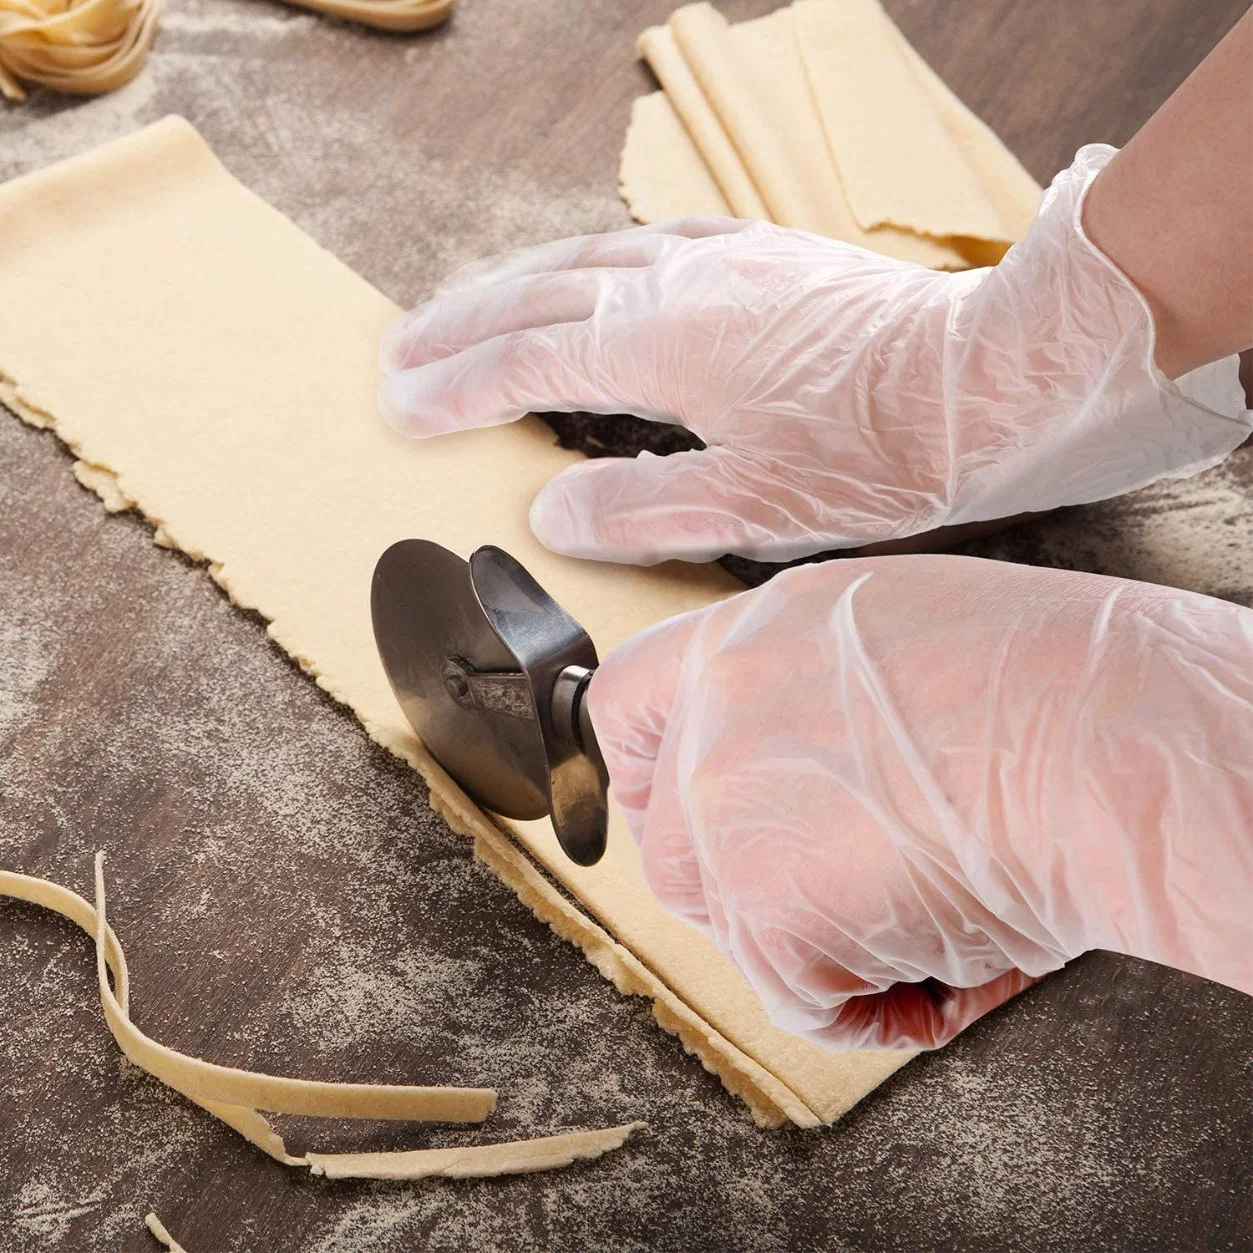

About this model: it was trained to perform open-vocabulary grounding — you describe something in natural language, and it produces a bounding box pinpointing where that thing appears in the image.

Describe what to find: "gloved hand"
[586,554,1253,1050]
[378,146,1250,565]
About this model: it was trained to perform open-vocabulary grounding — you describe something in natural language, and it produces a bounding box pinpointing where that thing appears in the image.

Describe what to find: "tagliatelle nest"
[0,0,452,103]
[0,0,160,101]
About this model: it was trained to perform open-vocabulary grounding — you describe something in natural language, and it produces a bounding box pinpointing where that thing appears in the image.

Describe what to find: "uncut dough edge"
[0,116,914,1128]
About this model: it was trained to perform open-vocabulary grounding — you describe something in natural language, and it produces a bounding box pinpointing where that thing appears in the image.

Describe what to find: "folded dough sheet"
[623,0,1043,268]
[0,119,914,1128]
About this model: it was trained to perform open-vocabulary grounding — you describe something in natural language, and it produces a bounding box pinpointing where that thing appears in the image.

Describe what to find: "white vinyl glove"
[586,555,1253,1050]
[379,146,1250,565]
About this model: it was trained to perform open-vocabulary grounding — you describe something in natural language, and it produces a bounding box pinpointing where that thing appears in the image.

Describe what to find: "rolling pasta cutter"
[371,540,610,867]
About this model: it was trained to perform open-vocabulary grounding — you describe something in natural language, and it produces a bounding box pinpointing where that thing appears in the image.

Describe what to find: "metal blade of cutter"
[371,539,609,865]
[371,540,550,822]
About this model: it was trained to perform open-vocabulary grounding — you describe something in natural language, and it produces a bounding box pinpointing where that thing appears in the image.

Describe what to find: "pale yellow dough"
[621,0,1043,268]
[144,1212,188,1252]
[635,24,764,219]
[0,857,643,1178]
[0,0,161,102]
[619,91,732,222]
[793,0,1006,240]
[0,118,913,1128]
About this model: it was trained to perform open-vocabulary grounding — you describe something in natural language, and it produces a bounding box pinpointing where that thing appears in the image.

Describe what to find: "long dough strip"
[0,857,645,1180]
[636,23,766,219]
[144,1212,188,1253]
[87,855,496,1126]
[307,1122,648,1179]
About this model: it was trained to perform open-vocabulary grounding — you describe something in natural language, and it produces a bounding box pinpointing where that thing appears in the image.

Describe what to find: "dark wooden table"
[2,1,1250,1249]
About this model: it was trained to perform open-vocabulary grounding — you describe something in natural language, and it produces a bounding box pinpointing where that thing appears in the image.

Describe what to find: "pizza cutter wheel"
[371,539,609,866]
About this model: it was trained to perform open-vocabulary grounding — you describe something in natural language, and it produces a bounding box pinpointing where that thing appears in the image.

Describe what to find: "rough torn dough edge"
[0,374,838,1129]
[619,92,734,224]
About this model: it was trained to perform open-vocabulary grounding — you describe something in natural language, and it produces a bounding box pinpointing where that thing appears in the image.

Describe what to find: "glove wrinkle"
[589,556,1252,1051]
[383,148,1249,565]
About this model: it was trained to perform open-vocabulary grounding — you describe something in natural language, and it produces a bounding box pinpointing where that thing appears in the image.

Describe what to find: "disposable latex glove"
[379,146,1250,565]
[586,555,1253,1050]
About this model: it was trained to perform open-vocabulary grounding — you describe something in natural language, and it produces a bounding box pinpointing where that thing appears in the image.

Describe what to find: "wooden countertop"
[1,1,1250,1248]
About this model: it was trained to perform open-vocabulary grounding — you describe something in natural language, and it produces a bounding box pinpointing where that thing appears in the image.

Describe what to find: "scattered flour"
[0,611,58,743]
[159,5,317,37]
[13,1180,104,1244]
[0,71,158,177]
[0,3,1248,1246]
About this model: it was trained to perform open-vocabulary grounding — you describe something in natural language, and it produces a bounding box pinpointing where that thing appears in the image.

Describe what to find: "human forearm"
[1082,11,1253,379]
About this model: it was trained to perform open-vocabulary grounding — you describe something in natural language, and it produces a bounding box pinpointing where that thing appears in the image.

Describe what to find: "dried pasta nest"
[0,0,452,103]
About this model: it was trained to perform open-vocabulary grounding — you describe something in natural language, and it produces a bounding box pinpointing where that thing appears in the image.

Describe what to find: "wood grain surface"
[1,1,1251,1250]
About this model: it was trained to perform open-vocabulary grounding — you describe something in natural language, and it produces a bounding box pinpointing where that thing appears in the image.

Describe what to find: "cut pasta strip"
[0,856,644,1180]
[144,1212,188,1253]
[308,1122,648,1180]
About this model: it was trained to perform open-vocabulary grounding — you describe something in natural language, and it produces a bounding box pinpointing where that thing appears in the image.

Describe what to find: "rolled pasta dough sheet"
[726,5,966,265]
[636,24,765,219]
[879,17,1042,245]
[644,3,967,266]
[0,118,913,1128]
[793,0,1007,240]
[621,1,1042,268]
[620,92,733,223]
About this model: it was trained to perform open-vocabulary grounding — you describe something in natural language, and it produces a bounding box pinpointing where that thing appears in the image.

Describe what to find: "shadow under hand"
[537,411,1035,587]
